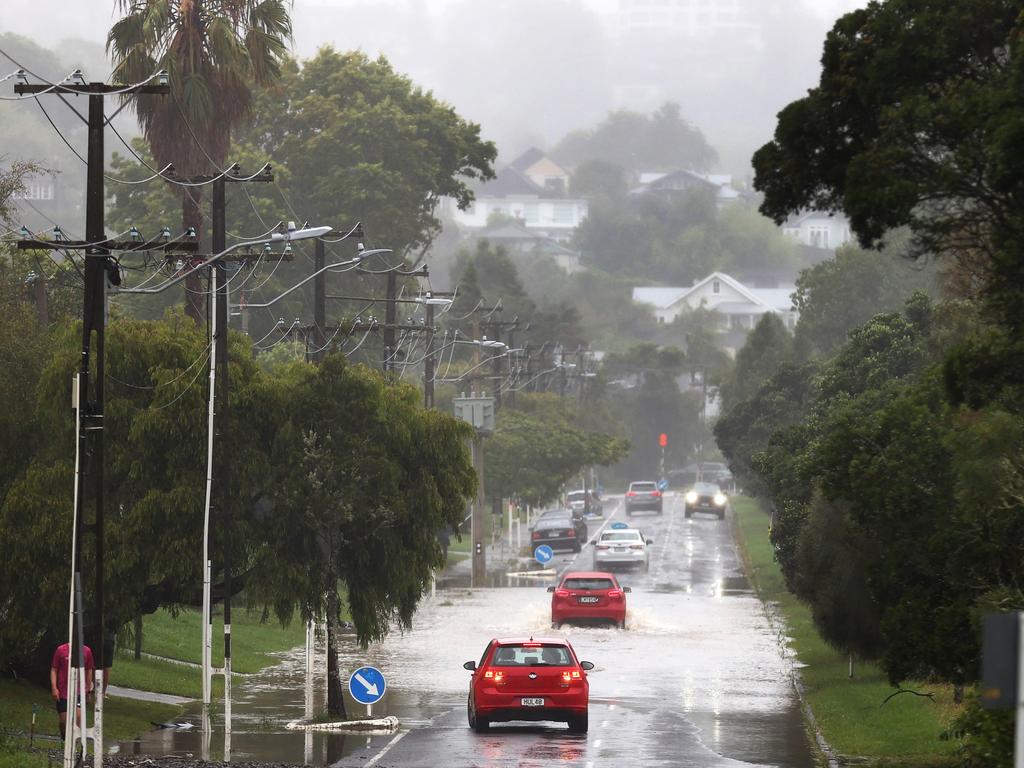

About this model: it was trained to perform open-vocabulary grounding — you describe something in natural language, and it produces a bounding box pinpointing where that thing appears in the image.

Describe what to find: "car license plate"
[613,547,626,552]
[521,697,544,707]
[548,532,560,537]
[578,596,599,603]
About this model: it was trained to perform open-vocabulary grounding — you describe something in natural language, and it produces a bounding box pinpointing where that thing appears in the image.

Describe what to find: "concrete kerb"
[285,715,399,733]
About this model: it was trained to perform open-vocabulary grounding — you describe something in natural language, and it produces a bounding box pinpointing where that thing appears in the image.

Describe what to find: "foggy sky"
[2,0,867,173]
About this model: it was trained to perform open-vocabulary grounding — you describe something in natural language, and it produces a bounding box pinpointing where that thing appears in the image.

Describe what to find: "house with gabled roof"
[630,170,748,208]
[471,222,582,273]
[782,210,853,251]
[633,272,798,356]
[441,148,588,243]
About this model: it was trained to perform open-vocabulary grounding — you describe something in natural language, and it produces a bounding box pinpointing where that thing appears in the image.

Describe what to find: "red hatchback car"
[464,637,594,733]
[549,571,631,629]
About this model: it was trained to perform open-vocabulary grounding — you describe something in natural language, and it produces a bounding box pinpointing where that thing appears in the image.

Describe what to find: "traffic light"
[659,433,668,447]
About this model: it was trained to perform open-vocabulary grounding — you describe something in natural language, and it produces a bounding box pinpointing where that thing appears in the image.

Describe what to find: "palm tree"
[108,0,292,323]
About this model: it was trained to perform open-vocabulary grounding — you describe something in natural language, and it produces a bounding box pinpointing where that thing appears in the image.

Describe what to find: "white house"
[782,210,853,251]
[631,170,745,208]
[442,148,589,243]
[633,272,798,355]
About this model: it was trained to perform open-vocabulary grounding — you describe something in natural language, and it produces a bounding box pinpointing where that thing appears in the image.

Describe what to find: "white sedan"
[591,526,652,571]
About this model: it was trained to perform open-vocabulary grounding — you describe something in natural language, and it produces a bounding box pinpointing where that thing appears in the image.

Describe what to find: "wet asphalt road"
[115,493,814,768]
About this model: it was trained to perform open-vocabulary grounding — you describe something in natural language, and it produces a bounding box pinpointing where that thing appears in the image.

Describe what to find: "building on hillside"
[632,272,797,356]
[441,148,589,243]
[782,210,853,251]
[617,0,759,42]
[470,222,582,273]
[630,170,747,208]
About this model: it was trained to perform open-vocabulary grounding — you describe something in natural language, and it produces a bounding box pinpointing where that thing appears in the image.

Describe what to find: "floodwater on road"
[116,494,815,767]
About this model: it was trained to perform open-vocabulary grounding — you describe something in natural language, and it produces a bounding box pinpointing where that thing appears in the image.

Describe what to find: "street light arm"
[113,226,333,295]
[242,250,388,309]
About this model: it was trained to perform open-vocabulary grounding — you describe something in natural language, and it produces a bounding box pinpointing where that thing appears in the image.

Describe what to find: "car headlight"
[714,493,727,506]
[685,491,698,504]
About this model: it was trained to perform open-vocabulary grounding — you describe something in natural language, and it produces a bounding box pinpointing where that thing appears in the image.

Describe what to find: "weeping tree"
[107,0,292,323]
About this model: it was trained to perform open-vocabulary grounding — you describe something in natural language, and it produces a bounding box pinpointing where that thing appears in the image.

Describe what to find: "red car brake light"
[651,490,662,497]
[561,670,582,682]
[483,670,504,682]
[626,491,636,497]
[629,544,645,550]
[554,589,570,598]
[595,544,610,550]
[608,589,623,599]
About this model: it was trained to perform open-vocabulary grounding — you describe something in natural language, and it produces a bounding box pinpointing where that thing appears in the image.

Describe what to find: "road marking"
[601,720,609,728]
[652,493,678,582]
[586,762,595,768]
[594,739,603,748]
[356,729,407,768]
[560,498,623,575]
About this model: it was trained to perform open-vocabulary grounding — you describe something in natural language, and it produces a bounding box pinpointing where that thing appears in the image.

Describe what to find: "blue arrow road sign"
[657,478,669,491]
[534,544,554,564]
[348,666,386,705]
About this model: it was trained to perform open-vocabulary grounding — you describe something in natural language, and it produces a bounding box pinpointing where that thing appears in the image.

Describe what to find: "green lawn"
[137,606,306,673]
[732,496,959,767]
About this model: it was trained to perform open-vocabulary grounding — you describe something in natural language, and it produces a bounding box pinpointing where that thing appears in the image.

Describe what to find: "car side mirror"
[589,539,597,546]
[646,539,654,545]
[463,661,476,671]
[623,587,632,593]
[580,661,595,671]
[546,586,555,593]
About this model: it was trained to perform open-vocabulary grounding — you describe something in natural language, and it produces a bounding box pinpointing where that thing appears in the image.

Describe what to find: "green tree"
[752,0,1024,328]
[553,102,717,173]
[718,313,792,411]
[108,0,293,323]
[234,49,496,261]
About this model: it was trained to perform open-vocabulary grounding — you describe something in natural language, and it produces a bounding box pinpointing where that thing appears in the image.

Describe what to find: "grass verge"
[0,677,180,767]
[731,496,959,767]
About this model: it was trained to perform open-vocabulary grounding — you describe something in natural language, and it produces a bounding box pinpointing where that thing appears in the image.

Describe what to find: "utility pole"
[425,299,436,408]
[311,226,364,364]
[15,72,170,768]
[384,269,397,374]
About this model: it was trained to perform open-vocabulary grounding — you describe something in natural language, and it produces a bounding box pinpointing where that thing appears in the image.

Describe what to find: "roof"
[494,636,572,645]
[507,147,546,172]
[784,209,849,227]
[477,165,545,197]
[561,571,619,579]
[749,288,796,312]
[632,286,690,309]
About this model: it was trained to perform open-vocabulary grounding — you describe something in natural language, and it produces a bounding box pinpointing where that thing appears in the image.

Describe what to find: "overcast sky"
[2,0,869,172]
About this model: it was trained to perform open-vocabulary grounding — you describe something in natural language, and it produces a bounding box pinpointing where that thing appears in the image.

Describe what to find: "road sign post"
[349,666,387,718]
[534,545,554,566]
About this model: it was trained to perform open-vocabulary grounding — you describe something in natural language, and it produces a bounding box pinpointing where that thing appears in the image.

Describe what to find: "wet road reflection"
[118,493,814,767]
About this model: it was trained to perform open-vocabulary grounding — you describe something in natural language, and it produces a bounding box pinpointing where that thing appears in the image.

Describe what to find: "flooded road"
[117,493,815,767]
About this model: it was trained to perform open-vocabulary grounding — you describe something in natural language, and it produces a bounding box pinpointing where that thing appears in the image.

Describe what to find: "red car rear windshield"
[563,577,615,590]
[490,644,573,666]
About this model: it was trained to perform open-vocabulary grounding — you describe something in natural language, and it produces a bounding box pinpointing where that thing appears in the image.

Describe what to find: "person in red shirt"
[50,642,94,734]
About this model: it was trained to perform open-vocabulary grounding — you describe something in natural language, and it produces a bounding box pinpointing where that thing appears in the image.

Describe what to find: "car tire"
[573,539,582,554]
[718,510,725,520]
[552,621,561,630]
[616,620,625,630]
[470,705,490,733]
[684,507,692,519]
[568,713,589,733]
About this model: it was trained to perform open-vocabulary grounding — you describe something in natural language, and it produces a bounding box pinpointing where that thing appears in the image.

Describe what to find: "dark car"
[565,489,603,518]
[684,482,728,520]
[531,514,585,553]
[625,481,663,516]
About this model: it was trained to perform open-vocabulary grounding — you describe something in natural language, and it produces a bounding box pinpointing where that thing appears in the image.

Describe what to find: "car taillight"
[561,670,582,682]
[483,670,504,682]
[608,589,623,599]
[595,544,610,550]
[651,490,661,497]
[626,491,636,497]
[532,531,542,539]
[554,589,570,598]
[630,544,644,550]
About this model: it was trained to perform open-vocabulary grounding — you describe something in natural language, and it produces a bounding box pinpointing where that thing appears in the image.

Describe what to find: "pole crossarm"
[17,239,198,252]
[15,83,170,96]
[169,252,294,263]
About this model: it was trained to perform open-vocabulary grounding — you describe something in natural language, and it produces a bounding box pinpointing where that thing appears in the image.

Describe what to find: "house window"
[712,279,720,294]
[552,203,575,225]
